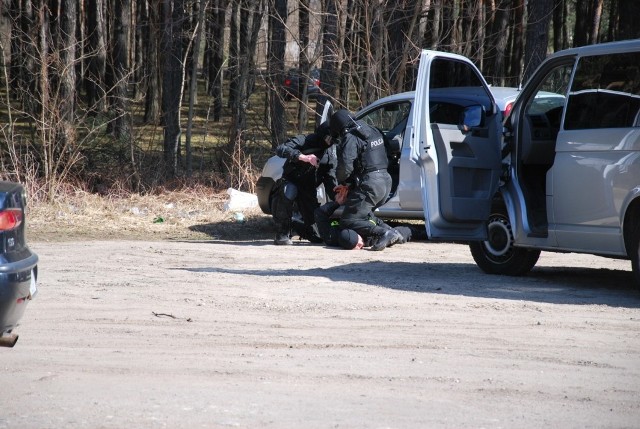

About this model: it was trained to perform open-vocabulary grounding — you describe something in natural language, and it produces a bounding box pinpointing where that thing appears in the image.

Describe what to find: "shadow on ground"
[178,259,640,307]
[190,218,429,242]
[190,217,275,241]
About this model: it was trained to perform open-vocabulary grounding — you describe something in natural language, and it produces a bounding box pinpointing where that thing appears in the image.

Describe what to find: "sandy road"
[1,238,639,428]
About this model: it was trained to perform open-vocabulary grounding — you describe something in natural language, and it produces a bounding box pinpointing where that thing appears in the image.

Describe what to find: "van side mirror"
[460,105,485,132]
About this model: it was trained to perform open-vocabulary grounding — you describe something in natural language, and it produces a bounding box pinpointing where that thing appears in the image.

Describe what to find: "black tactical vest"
[354,123,388,173]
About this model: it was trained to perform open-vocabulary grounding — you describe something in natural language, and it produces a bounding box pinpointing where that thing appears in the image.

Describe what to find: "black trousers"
[271,179,319,236]
[339,170,392,239]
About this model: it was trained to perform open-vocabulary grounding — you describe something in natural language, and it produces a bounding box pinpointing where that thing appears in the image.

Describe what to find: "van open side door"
[410,50,503,240]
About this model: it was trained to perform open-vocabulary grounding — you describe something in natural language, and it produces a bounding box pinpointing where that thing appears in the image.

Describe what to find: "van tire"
[469,211,540,276]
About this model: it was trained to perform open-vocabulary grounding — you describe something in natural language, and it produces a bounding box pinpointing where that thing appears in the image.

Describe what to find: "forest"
[3,0,640,200]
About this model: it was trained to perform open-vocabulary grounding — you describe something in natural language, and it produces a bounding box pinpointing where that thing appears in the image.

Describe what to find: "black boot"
[371,229,403,251]
[300,225,323,243]
[274,233,293,245]
[274,220,293,245]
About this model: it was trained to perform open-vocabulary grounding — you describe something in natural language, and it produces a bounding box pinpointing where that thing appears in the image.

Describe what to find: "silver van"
[411,39,640,286]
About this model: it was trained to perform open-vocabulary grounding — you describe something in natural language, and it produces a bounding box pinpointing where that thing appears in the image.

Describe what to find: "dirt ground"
[2,209,640,428]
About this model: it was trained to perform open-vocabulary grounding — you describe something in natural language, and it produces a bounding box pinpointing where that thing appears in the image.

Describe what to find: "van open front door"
[410,50,503,240]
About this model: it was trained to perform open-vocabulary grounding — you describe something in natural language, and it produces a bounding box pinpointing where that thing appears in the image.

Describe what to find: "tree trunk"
[11,0,38,115]
[56,0,77,158]
[143,0,161,124]
[297,0,310,132]
[523,0,553,83]
[111,0,131,141]
[424,0,441,50]
[362,1,382,105]
[617,0,640,40]
[339,0,355,103]
[227,0,239,108]
[185,0,208,176]
[267,0,287,149]
[85,0,107,113]
[316,0,338,120]
[206,0,228,121]
[552,0,564,52]
[386,0,421,93]
[161,0,184,177]
[509,0,524,85]
[483,0,511,85]
[589,0,603,44]
[440,0,455,50]
[227,0,263,190]
[573,0,589,47]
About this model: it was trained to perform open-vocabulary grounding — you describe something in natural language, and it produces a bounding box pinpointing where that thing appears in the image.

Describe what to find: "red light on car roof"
[0,209,23,231]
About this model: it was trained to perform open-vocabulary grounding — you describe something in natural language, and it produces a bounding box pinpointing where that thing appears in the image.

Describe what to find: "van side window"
[524,65,571,125]
[564,52,640,130]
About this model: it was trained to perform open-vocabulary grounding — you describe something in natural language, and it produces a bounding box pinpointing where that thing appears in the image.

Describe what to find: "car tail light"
[503,102,514,118]
[284,78,292,86]
[0,209,23,231]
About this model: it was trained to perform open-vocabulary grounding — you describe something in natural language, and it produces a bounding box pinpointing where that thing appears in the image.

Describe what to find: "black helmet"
[330,109,354,138]
[338,229,359,249]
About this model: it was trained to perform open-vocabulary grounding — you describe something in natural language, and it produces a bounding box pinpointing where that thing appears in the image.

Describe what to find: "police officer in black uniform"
[314,201,363,249]
[330,109,403,251]
[271,122,338,245]
[315,200,415,251]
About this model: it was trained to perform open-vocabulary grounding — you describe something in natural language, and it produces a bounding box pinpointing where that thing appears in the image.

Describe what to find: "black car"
[283,68,321,101]
[0,180,38,348]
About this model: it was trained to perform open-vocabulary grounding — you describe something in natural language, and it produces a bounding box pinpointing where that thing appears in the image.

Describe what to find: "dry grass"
[28,187,276,243]
[9,79,325,243]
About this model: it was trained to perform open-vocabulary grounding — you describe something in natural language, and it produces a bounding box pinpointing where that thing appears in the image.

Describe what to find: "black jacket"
[335,121,388,186]
[276,132,338,198]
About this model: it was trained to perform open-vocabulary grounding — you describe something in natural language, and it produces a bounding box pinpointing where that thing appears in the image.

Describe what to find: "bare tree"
[508,0,525,85]
[204,0,228,121]
[56,0,78,157]
[483,0,511,86]
[616,0,640,40]
[573,0,590,47]
[589,0,604,44]
[110,0,131,141]
[267,0,287,149]
[296,0,311,132]
[339,0,356,103]
[161,0,184,177]
[385,0,422,93]
[316,0,338,120]
[227,0,264,191]
[552,0,568,52]
[185,0,208,176]
[85,0,107,114]
[227,0,239,108]
[523,0,554,83]
[142,0,161,124]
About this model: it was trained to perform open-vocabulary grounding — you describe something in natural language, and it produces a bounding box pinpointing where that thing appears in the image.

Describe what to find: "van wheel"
[469,211,540,276]
[630,222,640,288]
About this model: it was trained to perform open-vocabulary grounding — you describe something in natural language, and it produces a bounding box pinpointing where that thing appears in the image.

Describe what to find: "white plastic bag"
[224,188,258,211]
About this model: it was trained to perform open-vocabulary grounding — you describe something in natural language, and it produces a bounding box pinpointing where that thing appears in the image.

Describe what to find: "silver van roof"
[547,38,640,60]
